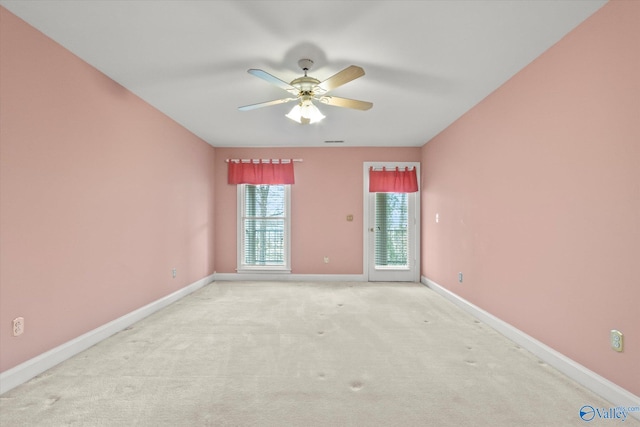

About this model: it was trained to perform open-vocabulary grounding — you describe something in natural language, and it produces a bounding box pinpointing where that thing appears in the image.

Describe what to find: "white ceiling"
[1,0,606,148]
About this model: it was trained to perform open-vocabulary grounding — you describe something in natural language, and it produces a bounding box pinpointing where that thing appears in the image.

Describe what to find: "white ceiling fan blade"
[319,96,372,111]
[238,97,297,111]
[315,65,365,93]
[247,69,299,95]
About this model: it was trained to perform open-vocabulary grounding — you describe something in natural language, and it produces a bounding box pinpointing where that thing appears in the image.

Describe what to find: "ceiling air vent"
[324,140,344,144]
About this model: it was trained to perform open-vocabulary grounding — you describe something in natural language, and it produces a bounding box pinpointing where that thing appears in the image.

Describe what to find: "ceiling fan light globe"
[286,102,324,124]
[308,109,325,124]
[300,104,313,119]
[301,102,325,123]
[285,104,303,123]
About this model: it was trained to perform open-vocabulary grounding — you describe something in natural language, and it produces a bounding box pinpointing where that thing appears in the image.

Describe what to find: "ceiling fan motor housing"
[290,76,321,94]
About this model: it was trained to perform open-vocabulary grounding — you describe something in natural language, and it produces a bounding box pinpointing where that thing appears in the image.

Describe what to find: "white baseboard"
[0,274,215,395]
[421,276,640,420]
[213,273,366,282]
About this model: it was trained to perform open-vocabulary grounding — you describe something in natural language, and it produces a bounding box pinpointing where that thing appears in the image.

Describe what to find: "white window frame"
[237,184,291,273]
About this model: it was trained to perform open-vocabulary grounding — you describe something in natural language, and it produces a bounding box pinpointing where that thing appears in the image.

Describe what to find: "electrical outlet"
[610,330,623,352]
[458,272,463,283]
[172,268,177,278]
[12,317,24,337]
[324,257,330,264]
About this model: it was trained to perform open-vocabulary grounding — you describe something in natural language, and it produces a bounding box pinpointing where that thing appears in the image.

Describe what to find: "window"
[237,184,291,272]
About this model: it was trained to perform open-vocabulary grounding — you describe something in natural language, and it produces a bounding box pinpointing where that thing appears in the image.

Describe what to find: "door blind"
[375,192,409,267]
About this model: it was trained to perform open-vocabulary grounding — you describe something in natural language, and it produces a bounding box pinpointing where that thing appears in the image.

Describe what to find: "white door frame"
[363,162,421,282]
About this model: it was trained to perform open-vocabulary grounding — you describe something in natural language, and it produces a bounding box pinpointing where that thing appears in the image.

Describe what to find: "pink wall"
[215,147,421,274]
[421,0,639,396]
[0,8,216,372]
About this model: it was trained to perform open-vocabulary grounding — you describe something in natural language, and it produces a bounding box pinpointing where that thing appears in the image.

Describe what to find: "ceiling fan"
[238,59,373,124]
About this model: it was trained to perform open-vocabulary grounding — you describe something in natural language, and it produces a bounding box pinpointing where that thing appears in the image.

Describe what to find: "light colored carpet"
[0,281,635,426]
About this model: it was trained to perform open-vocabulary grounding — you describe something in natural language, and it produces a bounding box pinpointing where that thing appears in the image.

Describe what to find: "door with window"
[364,162,420,282]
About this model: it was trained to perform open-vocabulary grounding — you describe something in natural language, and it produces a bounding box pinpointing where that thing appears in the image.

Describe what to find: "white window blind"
[375,192,409,268]
[239,184,290,270]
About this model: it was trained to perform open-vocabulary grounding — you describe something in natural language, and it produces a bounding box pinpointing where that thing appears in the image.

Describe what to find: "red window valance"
[228,159,295,185]
[369,166,418,193]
